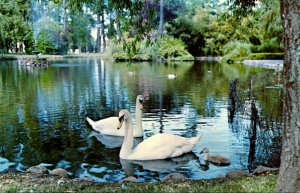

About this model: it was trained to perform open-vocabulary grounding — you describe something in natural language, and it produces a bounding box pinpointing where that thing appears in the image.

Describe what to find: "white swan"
[117,109,204,160]
[86,95,144,137]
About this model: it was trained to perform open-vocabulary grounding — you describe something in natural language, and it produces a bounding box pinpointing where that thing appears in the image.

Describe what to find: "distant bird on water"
[167,74,176,79]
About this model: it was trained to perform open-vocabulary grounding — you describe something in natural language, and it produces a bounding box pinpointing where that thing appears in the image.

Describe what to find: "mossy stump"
[23,58,48,67]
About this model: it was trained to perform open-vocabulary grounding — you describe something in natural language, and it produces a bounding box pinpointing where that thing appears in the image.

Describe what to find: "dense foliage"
[0,0,283,59]
[0,0,33,53]
[166,0,283,57]
[111,36,194,61]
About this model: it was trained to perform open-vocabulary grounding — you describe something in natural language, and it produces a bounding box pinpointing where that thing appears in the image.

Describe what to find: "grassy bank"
[0,172,277,193]
[247,53,284,60]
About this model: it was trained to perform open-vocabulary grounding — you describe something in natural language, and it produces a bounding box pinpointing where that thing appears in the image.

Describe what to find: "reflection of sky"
[0,59,277,181]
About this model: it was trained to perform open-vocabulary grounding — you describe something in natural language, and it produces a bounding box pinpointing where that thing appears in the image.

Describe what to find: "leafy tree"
[68,10,95,53]
[87,0,106,52]
[0,0,33,53]
[36,18,68,54]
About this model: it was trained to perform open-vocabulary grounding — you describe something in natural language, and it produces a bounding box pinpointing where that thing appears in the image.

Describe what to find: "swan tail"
[86,117,96,128]
[190,132,204,145]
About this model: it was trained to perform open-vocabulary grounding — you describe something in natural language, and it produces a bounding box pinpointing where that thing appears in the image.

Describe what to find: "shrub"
[160,36,194,61]
[111,36,194,61]
[112,52,130,61]
[221,40,252,62]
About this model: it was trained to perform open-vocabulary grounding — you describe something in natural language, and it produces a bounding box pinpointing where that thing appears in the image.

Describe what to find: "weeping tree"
[229,0,300,191]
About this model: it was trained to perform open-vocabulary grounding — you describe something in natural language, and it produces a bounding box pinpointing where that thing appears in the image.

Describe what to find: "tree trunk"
[158,0,164,37]
[101,13,106,51]
[63,0,67,32]
[96,14,101,53]
[276,0,300,192]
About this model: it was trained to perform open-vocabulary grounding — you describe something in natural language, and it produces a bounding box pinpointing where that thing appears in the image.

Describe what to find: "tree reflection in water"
[228,71,283,172]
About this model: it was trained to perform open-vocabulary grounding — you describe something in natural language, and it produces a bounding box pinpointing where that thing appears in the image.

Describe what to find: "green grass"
[247,53,284,60]
[0,172,277,193]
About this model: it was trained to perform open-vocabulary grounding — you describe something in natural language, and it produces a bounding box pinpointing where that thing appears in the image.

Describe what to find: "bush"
[112,52,130,61]
[111,36,194,61]
[221,40,252,62]
[160,36,194,61]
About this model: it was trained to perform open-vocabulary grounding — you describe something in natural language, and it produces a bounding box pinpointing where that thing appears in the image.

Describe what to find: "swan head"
[117,109,131,129]
[199,147,209,154]
[136,95,144,110]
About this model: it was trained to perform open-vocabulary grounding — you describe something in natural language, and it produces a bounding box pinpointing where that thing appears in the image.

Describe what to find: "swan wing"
[128,133,197,160]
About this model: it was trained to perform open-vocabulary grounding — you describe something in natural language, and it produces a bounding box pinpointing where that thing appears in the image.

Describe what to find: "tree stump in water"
[23,58,48,67]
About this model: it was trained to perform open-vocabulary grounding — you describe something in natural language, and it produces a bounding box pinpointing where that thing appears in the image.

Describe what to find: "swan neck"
[135,106,143,133]
[120,117,133,159]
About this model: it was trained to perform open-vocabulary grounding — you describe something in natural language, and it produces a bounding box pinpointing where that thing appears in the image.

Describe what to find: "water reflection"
[120,153,200,175]
[0,58,281,181]
[88,131,143,149]
[228,72,283,171]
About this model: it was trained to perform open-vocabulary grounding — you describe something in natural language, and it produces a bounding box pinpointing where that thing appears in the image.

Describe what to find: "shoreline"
[0,171,277,193]
[1,54,284,70]
[0,53,104,61]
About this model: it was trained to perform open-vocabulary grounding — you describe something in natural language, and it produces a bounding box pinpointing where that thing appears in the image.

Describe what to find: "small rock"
[252,165,279,175]
[1,168,22,174]
[225,170,249,178]
[121,184,127,190]
[162,173,187,182]
[57,178,65,186]
[51,168,68,178]
[72,177,93,182]
[118,176,138,184]
[26,166,48,174]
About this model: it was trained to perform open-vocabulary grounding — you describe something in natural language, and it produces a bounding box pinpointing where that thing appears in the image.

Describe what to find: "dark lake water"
[0,58,282,182]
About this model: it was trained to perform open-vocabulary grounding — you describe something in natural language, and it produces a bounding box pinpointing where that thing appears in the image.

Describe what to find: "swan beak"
[138,99,144,111]
[199,150,204,154]
[140,104,144,111]
[118,115,124,129]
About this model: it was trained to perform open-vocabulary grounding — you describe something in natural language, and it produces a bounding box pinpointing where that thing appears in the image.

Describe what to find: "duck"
[86,95,144,137]
[167,74,176,79]
[128,71,136,76]
[117,109,204,160]
[199,147,231,166]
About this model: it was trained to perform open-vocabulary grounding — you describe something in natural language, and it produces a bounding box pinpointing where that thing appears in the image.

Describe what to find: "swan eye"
[139,99,144,104]
[118,114,125,122]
